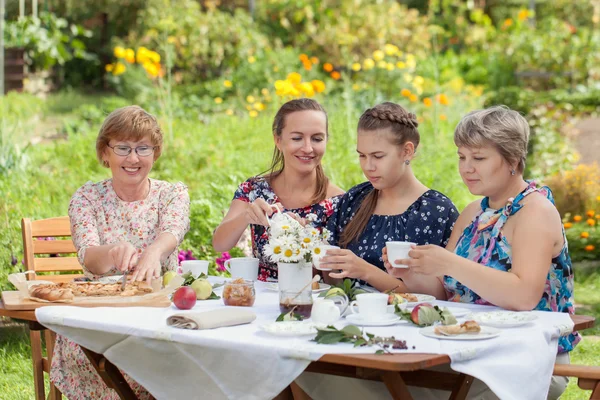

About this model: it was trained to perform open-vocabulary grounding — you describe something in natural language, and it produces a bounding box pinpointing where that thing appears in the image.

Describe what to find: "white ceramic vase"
[277,261,312,293]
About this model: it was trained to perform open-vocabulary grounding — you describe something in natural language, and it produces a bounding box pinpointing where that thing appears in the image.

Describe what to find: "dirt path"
[574,118,600,164]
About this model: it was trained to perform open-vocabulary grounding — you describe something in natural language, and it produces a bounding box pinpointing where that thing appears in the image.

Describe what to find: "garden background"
[1,0,599,398]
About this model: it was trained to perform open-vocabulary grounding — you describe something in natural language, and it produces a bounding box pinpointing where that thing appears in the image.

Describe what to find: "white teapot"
[311,294,348,325]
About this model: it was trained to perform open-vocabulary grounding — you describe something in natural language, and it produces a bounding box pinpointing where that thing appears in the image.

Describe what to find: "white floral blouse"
[68,178,190,279]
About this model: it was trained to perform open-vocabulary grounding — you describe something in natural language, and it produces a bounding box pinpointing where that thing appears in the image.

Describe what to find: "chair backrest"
[22,216,84,283]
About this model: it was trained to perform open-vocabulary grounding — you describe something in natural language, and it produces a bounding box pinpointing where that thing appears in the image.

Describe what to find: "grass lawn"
[1,272,598,399]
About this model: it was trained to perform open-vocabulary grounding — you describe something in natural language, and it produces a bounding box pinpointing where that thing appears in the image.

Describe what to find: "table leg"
[80,347,138,400]
[590,381,600,400]
[382,371,414,400]
[29,329,45,400]
[290,381,312,400]
[448,373,474,400]
[44,330,62,400]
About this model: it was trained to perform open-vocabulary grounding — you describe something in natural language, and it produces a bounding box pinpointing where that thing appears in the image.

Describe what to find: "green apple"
[191,279,213,300]
[325,287,345,298]
[163,271,178,287]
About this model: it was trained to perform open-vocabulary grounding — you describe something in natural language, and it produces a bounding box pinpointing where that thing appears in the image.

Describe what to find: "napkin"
[167,308,256,330]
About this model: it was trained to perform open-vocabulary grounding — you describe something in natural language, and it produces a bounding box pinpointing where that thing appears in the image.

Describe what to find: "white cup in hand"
[312,245,340,271]
[386,241,416,268]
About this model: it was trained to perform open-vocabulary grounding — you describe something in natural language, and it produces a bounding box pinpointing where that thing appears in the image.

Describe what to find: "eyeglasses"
[107,144,157,157]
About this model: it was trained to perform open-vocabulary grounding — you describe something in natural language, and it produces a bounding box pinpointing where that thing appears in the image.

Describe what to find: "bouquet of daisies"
[264,212,331,263]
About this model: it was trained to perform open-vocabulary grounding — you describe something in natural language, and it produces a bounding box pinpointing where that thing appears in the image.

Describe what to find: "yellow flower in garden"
[352,84,360,91]
[587,210,595,218]
[248,56,256,64]
[287,72,302,85]
[143,61,159,77]
[311,80,326,93]
[439,114,448,121]
[148,51,160,63]
[261,88,270,96]
[587,218,596,226]
[224,80,233,88]
[331,71,341,80]
[423,98,432,107]
[574,215,583,222]
[518,9,530,21]
[384,44,399,56]
[409,94,418,102]
[403,73,413,83]
[377,61,387,69]
[581,231,590,239]
[351,63,361,72]
[299,82,314,97]
[214,97,223,104]
[414,76,425,86]
[437,94,450,106]
[105,63,114,72]
[363,58,375,70]
[585,245,595,252]
[114,46,126,59]
[405,54,416,69]
[563,222,573,229]
[136,47,150,63]
[125,49,135,64]
[167,36,177,44]
[273,66,279,72]
[386,63,395,71]
[323,63,334,72]
[401,88,411,97]
[112,62,126,76]
[310,56,319,64]
[597,196,600,202]
[254,102,266,111]
[225,109,234,116]
[249,110,258,118]
[373,50,385,61]
[246,95,256,104]
[245,105,253,111]
[396,61,406,69]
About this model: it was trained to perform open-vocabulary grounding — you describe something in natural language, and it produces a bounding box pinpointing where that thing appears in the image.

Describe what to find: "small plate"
[345,313,404,327]
[419,325,501,340]
[263,282,331,294]
[258,322,318,337]
[468,311,538,328]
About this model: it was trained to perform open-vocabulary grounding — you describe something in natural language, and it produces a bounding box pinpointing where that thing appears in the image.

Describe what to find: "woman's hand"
[321,249,371,280]
[131,249,162,285]
[393,244,455,277]
[383,246,411,279]
[245,199,282,226]
[108,242,138,273]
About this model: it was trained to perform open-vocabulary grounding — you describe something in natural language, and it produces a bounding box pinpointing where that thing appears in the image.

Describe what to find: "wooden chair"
[554,364,600,399]
[22,216,84,400]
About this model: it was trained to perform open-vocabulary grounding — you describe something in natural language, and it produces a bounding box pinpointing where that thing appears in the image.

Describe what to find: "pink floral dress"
[51,178,190,399]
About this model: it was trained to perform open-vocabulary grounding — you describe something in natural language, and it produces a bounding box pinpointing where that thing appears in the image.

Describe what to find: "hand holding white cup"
[386,241,416,268]
[312,245,340,271]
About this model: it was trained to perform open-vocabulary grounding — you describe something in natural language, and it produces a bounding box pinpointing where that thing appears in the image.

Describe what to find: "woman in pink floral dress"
[50,105,190,399]
[212,98,344,281]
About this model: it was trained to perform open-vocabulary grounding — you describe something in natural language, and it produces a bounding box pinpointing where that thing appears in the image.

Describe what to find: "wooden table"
[0,301,595,400]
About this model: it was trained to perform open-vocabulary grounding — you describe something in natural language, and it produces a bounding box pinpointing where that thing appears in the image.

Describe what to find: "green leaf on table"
[275,309,304,322]
[375,349,385,355]
[341,325,362,337]
[207,291,220,300]
[312,325,408,354]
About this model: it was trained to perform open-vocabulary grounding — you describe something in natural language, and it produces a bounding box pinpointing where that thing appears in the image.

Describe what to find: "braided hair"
[339,102,420,248]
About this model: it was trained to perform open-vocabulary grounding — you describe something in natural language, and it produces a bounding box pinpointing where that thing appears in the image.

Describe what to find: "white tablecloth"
[36,278,574,400]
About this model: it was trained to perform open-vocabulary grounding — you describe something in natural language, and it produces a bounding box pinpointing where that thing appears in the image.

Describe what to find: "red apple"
[173,286,197,310]
[410,303,434,325]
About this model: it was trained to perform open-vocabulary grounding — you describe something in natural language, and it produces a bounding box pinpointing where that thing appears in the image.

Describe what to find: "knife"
[121,269,128,290]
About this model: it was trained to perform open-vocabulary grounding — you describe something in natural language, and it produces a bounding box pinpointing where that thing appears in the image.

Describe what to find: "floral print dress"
[444,181,581,353]
[51,178,190,399]
[233,176,341,281]
[327,182,459,286]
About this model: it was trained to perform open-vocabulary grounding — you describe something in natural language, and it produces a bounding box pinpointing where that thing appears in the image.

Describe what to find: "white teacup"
[224,257,259,281]
[349,293,388,318]
[312,245,340,271]
[312,299,342,325]
[386,241,416,268]
[180,260,209,277]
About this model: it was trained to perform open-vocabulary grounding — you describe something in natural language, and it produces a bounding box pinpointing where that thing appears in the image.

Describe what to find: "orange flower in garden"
[587,219,596,226]
[439,114,448,121]
[299,54,309,62]
[409,94,418,103]
[563,222,573,229]
[323,63,334,72]
[310,57,319,64]
[574,215,583,222]
[330,71,341,80]
[585,245,595,252]
[401,89,411,97]
[587,210,595,218]
[518,9,530,21]
[502,19,513,29]
[423,97,432,107]
[302,60,312,71]
[437,94,450,106]
[581,232,590,239]
[311,80,326,93]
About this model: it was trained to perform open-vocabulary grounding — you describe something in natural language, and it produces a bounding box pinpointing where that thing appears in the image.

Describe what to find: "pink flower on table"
[215,252,231,272]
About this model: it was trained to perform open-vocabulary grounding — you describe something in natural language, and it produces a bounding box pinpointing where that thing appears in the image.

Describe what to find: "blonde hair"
[96,105,163,167]
[454,105,529,173]
[339,102,420,248]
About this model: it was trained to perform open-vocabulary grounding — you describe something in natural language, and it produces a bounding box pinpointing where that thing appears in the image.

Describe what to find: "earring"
[511,169,516,176]
[404,160,410,165]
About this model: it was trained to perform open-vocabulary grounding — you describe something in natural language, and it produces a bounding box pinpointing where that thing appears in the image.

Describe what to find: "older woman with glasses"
[50,105,190,399]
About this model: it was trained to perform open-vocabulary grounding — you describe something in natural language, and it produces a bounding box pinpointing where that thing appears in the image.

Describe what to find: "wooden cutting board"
[1,290,171,310]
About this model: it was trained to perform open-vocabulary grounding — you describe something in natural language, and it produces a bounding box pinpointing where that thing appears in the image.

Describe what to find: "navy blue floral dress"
[327,182,458,284]
[233,176,341,281]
